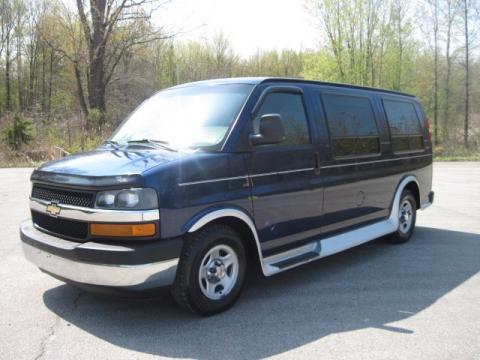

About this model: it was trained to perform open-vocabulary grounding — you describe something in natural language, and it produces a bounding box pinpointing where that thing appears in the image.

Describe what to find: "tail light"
[425,116,432,142]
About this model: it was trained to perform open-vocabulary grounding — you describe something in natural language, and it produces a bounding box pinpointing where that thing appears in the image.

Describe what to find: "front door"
[248,87,323,257]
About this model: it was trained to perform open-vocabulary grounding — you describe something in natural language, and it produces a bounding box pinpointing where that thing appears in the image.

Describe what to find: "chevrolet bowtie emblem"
[46,202,61,217]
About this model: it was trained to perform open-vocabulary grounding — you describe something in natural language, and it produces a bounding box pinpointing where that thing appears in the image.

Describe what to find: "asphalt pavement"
[0,162,479,360]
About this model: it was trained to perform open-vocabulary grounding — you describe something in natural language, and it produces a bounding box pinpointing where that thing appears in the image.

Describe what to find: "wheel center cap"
[207,259,226,282]
[400,209,410,223]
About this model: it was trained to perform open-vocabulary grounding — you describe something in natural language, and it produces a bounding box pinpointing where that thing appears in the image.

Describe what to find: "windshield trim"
[218,83,257,152]
[108,82,256,152]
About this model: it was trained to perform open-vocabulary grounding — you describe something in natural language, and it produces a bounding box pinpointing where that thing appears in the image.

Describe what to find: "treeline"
[0,0,479,164]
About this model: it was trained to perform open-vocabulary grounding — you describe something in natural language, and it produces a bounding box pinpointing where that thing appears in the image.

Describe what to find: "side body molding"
[186,176,420,277]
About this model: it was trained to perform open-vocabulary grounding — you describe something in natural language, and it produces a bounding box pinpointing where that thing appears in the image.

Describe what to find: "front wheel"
[388,189,417,244]
[171,224,246,315]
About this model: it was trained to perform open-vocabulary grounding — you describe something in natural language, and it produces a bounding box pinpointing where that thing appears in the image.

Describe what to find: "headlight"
[95,188,158,209]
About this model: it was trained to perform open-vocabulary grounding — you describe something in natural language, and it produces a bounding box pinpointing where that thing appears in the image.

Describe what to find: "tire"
[388,188,417,244]
[171,224,247,316]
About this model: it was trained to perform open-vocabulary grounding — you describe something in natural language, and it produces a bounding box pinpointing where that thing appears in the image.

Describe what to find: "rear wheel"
[171,224,246,315]
[388,189,417,244]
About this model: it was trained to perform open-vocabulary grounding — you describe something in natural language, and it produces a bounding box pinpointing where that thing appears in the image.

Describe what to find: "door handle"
[314,152,321,175]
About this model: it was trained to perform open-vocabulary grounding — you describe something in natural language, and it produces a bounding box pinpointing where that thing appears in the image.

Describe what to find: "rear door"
[248,85,323,256]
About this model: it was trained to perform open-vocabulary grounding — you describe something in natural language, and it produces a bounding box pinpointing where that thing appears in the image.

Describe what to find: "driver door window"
[254,92,310,146]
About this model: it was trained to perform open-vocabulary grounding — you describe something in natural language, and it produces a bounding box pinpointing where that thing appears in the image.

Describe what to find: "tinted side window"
[322,93,380,157]
[255,92,310,146]
[383,100,424,152]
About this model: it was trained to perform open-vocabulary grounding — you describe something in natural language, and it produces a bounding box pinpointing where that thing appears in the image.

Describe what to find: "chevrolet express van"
[20,78,434,315]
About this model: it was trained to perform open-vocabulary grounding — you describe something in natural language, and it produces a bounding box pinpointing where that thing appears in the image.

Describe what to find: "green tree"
[4,113,33,150]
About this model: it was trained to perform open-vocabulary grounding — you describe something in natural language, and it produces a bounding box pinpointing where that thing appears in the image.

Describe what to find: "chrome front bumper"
[30,198,160,222]
[20,220,180,289]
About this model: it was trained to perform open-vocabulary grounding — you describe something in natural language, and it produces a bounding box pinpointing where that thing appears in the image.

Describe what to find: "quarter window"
[322,93,380,157]
[383,100,424,152]
[254,92,310,146]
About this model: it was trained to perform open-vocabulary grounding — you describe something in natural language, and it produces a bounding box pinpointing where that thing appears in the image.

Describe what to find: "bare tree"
[14,1,27,112]
[306,0,346,81]
[1,0,16,112]
[390,1,411,91]
[75,0,172,125]
[442,0,458,143]
[463,0,470,147]
[425,0,441,144]
[25,1,44,109]
[39,0,172,128]
[461,0,478,147]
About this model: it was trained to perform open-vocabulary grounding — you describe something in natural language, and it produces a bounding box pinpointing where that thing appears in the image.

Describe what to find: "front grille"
[32,185,95,208]
[32,210,88,240]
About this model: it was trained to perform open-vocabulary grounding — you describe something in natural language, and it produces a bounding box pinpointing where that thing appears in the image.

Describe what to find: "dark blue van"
[20,77,434,315]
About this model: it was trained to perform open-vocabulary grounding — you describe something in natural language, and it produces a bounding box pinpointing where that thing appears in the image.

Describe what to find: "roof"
[171,77,415,98]
[170,77,265,88]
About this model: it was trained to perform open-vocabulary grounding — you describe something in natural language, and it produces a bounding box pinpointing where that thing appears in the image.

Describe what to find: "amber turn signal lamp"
[90,223,156,237]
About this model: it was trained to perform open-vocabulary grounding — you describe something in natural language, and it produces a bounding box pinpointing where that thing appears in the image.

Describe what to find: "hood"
[32,148,185,188]
[38,148,181,176]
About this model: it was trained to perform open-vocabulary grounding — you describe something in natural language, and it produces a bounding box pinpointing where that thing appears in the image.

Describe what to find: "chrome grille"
[31,185,95,208]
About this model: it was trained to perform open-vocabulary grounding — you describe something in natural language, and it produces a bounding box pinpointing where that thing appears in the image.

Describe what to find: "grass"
[434,154,480,161]
[433,146,480,161]
[0,161,40,168]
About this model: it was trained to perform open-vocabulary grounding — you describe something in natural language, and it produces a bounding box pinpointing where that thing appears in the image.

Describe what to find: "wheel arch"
[186,208,266,275]
[389,175,420,221]
[403,180,420,209]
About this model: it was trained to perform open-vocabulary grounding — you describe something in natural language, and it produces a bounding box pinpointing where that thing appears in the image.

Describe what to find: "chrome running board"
[263,216,397,275]
[261,176,415,276]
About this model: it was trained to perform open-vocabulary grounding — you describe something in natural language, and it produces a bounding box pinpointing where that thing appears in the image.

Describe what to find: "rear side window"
[322,93,380,158]
[383,100,424,152]
[255,92,310,146]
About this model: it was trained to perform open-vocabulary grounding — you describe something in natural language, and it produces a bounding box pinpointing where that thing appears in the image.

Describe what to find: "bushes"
[86,108,105,133]
[3,114,33,151]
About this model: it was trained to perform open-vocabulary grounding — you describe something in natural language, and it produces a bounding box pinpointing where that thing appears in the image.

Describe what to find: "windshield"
[111,83,254,149]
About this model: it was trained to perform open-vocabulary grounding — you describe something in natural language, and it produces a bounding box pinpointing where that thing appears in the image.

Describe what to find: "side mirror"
[250,113,286,146]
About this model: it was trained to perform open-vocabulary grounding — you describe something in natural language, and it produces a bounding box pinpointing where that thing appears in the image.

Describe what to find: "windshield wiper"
[103,140,121,149]
[126,139,177,151]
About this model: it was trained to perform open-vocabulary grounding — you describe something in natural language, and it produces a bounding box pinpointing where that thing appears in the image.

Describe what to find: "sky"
[156,0,320,58]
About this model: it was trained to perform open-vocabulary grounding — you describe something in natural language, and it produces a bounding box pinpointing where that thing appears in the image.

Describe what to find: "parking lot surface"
[0,162,479,360]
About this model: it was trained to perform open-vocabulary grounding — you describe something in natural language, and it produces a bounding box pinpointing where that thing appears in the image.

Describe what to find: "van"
[20,77,434,315]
